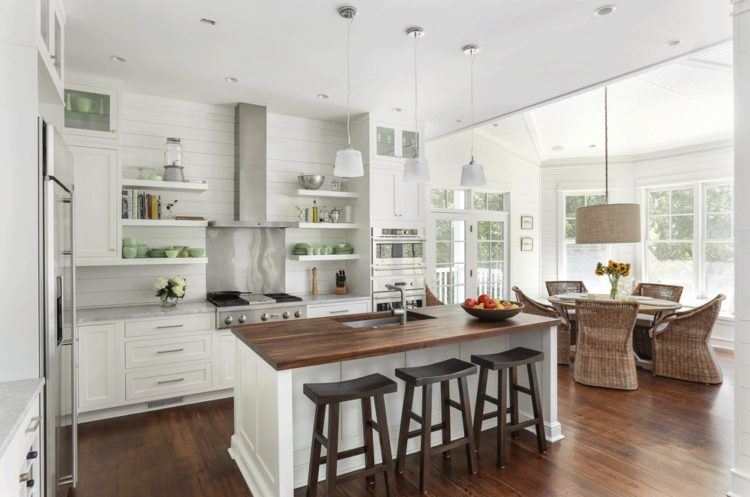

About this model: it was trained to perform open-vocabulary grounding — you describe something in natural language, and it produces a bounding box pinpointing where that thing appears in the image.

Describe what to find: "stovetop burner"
[207,291,303,307]
[265,293,304,303]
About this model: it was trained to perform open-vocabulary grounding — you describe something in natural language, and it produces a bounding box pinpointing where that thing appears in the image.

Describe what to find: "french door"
[430,211,509,304]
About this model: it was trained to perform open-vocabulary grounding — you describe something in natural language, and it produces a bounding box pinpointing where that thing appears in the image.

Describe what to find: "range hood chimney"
[208,103,295,228]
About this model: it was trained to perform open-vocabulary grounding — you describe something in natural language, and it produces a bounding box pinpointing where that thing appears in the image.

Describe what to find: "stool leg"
[457,376,478,475]
[440,380,451,459]
[396,383,414,474]
[325,402,340,497]
[497,368,508,468]
[527,363,547,454]
[361,397,376,485]
[306,404,326,497]
[373,394,398,497]
[473,366,488,451]
[419,383,433,495]
[510,366,520,440]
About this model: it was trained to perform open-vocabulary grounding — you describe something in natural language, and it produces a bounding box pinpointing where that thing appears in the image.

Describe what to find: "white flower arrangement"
[154,276,187,306]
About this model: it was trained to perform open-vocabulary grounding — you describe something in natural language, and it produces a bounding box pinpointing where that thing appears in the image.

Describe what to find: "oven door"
[372,238,425,267]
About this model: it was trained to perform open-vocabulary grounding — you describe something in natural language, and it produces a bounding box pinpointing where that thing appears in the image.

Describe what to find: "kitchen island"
[229,305,562,497]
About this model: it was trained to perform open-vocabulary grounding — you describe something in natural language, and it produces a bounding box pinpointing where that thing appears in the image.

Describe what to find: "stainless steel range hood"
[209,103,296,228]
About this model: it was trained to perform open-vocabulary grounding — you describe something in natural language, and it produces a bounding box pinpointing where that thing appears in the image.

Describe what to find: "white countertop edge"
[0,377,45,459]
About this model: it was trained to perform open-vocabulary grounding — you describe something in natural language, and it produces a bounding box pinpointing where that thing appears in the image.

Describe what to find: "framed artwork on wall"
[520,237,534,251]
[521,215,533,230]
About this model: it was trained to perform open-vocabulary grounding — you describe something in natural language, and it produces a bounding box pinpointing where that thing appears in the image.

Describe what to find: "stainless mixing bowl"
[297,174,325,190]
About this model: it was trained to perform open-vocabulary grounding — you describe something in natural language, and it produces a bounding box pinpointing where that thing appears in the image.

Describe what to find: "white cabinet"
[70,146,119,262]
[78,323,118,412]
[371,166,424,224]
[64,84,118,139]
[215,332,237,388]
[0,392,41,496]
[307,300,370,318]
[36,0,65,101]
[373,125,420,162]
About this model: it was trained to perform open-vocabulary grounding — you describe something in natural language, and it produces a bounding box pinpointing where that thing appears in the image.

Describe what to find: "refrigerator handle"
[56,275,63,344]
[70,188,78,486]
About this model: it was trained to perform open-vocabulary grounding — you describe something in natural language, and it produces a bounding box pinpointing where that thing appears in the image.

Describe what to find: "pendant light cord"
[470,51,475,161]
[345,16,353,147]
[604,86,609,203]
[413,33,419,158]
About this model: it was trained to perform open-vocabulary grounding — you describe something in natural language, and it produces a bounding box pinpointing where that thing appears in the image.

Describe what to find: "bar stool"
[303,373,398,497]
[394,358,478,495]
[471,347,546,468]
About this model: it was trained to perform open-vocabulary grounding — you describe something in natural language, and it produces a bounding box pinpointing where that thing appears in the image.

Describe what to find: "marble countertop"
[0,378,44,459]
[302,293,371,305]
[77,301,216,324]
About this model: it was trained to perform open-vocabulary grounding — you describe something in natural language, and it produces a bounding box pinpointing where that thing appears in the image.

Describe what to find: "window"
[477,220,505,297]
[473,191,504,211]
[431,188,466,209]
[645,181,734,313]
[434,219,466,304]
[561,193,608,292]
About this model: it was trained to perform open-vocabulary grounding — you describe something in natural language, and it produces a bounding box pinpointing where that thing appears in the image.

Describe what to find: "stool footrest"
[432,437,470,455]
[481,393,499,406]
[506,418,540,432]
[480,407,512,421]
[408,411,423,424]
[446,399,463,411]
[336,463,391,484]
[313,432,328,448]
[513,385,532,395]
[319,444,368,465]
[407,422,445,439]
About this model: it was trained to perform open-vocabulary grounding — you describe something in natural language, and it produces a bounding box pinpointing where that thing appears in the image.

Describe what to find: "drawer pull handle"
[25,417,41,433]
[19,473,30,483]
[329,309,349,314]
[157,378,185,385]
[157,348,184,354]
[156,324,184,329]
[26,451,38,460]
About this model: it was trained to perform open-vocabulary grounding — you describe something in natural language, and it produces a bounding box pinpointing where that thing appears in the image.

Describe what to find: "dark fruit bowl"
[460,302,525,321]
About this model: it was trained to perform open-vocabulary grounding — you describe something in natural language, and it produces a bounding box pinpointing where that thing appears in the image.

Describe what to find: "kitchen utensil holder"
[336,284,348,295]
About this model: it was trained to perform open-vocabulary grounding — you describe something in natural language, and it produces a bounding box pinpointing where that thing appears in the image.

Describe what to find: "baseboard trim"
[729,467,750,497]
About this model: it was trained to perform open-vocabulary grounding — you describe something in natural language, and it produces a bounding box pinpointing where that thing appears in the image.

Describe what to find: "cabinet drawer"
[125,333,212,369]
[307,301,370,318]
[125,362,213,400]
[124,314,213,338]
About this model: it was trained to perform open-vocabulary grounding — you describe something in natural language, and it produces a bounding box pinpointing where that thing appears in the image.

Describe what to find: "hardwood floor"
[73,350,734,497]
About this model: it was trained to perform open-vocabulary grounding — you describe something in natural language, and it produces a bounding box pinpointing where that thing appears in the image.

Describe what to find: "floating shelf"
[122,179,208,192]
[295,222,360,229]
[121,219,208,227]
[77,257,208,267]
[296,189,359,199]
[290,254,360,262]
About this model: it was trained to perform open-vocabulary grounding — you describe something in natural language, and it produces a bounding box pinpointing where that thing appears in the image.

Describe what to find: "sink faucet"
[386,284,407,325]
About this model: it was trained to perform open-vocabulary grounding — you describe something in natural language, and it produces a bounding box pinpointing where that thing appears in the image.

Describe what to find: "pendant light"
[333,6,364,178]
[575,87,641,244]
[403,27,430,183]
[460,45,486,187]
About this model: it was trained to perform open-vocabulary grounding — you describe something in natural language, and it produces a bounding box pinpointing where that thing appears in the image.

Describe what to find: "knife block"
[335,284,348,295]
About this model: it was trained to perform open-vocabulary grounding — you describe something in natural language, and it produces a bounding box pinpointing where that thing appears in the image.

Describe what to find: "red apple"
[464,298,477,308]
[484,300,498,310]
[477,294,492,305]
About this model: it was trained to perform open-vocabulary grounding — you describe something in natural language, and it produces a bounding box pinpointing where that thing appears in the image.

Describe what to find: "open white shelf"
[77,257,208,267]
[295,222,360,229]
[296,189,359,199]
[122,179,208,192]
[121,219,208,227]
[289,254,360,262]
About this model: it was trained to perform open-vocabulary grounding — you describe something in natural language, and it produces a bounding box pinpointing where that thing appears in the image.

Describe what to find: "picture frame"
[520,237,534,252]
[521,215,534,230]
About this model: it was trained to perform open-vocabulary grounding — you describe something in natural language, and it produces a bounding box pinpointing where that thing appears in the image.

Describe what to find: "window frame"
[557,190,610,282]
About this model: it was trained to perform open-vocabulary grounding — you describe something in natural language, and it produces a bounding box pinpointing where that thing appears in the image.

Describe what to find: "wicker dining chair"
[631,283,684,360]
[632,283,683,302]
[574,300,640,390]
[513,286,571,365]
[545,281,588,297]
[651,294,726,384]
[425,285,444,306]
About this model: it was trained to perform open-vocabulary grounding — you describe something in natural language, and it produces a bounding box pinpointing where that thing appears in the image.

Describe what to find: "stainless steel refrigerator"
[40,119,77,497]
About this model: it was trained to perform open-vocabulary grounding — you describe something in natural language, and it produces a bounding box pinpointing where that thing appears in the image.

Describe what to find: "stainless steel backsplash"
[206,227,286,293]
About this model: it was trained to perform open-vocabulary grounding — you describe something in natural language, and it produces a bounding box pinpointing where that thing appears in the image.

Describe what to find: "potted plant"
[595,260,631,299]
[154,276,187,307]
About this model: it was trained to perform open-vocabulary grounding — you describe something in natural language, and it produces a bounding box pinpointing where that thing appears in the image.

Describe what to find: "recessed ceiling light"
[456,119,463,123]
[594,5,616,16]
[110,55,126,63]
[552,145,565,151]
[392,107,403,112]
[589,144,597,148]
[492,123,499,127]
[225,76,239,83]
[665,38,683,47]
[316,93,329,100]
[200,18,216,25]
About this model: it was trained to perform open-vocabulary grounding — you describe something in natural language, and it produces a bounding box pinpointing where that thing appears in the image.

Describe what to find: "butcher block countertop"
[231,305,560,371]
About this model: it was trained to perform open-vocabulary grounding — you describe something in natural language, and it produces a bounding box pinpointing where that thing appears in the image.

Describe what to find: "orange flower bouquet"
[595,260,631,299]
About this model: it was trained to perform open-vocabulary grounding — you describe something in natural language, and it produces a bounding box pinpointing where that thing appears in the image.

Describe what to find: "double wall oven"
[371,228,426,311]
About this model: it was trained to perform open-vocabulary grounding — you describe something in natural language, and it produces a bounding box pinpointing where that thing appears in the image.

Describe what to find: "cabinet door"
[398,180,424,223]
[78,323,118,412]
[64,84,118,139]
[71,146,119,260]
[401,129,419,159]
[371,167,398,223]
[50,0,64,80]
[375,126,397,160]
[216,332,236,388]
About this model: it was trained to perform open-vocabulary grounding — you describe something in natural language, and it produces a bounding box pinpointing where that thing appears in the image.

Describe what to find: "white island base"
[229,327,562,497]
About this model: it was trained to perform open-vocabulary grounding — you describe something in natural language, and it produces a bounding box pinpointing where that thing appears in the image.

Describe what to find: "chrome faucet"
[386,284,408,325]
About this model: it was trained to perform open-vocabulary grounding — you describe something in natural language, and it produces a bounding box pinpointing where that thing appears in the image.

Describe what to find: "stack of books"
[122,189,162,220]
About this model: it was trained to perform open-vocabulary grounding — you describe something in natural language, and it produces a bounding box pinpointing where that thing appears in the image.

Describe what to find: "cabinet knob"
[26,451,38,460]
[26,479,35,488]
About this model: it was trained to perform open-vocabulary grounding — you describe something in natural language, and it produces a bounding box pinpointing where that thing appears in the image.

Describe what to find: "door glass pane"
[54,13,62,77]
[402,130,418,159]
[41,0,49,49]
[376,126,395,157]
[434,219,466,304]
[65,89,112,132]
[476,220,506,299]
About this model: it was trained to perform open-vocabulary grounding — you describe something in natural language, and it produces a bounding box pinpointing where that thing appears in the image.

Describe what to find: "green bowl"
[189,248,205,257]
[122,247,137,259]
[164,249,179,258]
[148,249,166,258]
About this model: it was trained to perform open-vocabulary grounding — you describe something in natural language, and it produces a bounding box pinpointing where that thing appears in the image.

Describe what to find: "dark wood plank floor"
[73,350,734,497]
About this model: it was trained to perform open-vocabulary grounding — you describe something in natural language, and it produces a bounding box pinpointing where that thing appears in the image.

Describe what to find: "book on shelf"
[121,189,163,220]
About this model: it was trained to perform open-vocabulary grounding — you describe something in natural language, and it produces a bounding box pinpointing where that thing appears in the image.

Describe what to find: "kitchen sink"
[341,312,435,330]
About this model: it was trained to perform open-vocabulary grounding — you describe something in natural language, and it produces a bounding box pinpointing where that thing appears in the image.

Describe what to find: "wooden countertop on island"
[231,305,560,371]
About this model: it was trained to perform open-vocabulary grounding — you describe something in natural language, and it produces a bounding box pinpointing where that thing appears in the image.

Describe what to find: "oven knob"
[238,314,247,323]
[282,311,290,319]
[261,313,270,322]
[294,310,302,318]
[224,316,233,326]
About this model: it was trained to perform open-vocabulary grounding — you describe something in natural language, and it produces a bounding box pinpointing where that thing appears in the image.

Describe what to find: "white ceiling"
[64,0,731,139]
[479,42,733,162]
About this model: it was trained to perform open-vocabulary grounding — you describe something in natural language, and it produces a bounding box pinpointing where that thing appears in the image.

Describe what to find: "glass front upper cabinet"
[401,130,419,159]
[376,126,396,158]
[374,125,420,161]
[64,85,118,139]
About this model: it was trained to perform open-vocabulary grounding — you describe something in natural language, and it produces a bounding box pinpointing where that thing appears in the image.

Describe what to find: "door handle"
[157,378,185,385]
[157,348,184,354]
[156,324,183,329]
[328,309,349,314]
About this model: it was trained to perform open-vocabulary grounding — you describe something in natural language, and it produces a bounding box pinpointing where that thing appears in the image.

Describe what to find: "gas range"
[208,291,307,329]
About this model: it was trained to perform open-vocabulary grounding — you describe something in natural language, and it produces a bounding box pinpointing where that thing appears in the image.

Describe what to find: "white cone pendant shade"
[575,203,641,244]
[460,159,486,186]
[333,147,364,177]
[404,157,430,183]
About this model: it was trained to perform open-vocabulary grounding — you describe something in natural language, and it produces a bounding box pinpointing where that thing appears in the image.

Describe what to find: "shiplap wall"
[426,131,542,298]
